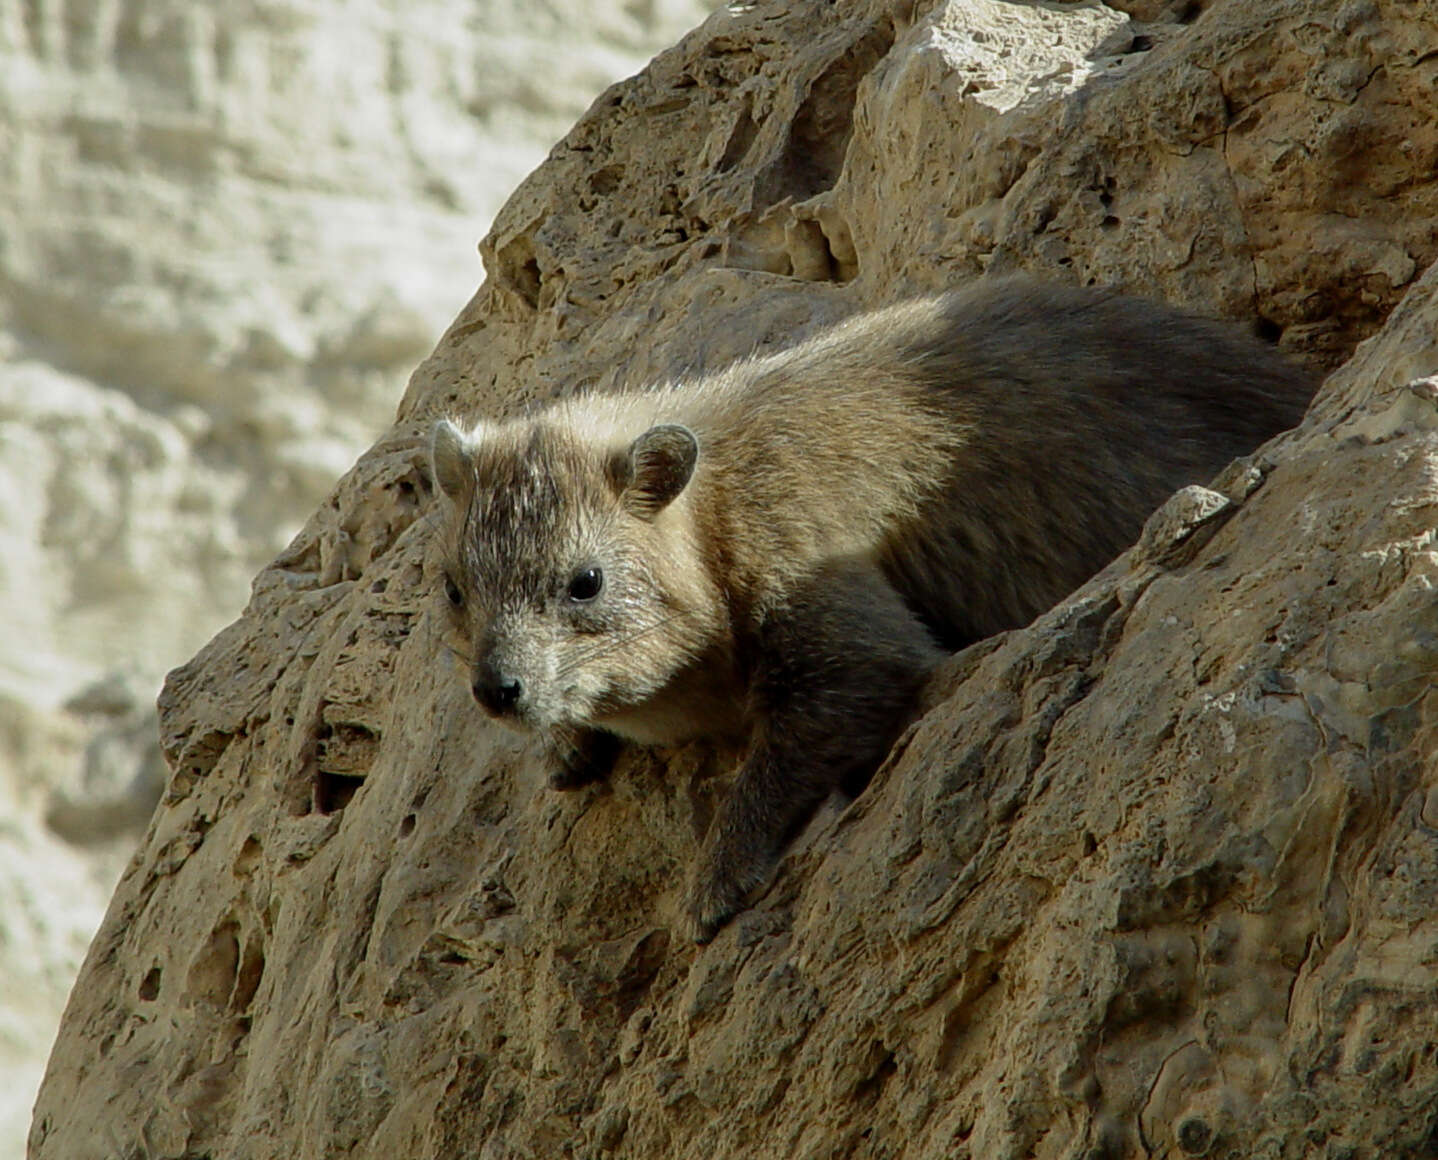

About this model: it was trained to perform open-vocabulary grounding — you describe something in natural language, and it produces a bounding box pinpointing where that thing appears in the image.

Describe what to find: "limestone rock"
[0,0,710,1154]
[31,1,1438,1158]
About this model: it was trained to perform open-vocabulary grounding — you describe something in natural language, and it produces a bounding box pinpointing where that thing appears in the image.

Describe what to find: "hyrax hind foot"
[544,728,621,791]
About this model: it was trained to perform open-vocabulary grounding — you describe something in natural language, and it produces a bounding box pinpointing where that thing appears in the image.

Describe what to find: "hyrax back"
[430,277,1314,941]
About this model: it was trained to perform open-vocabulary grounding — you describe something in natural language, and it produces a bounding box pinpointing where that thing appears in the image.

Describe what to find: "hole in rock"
[589,164,624,195]
[316,770,365,814]
[187,920,240,1007]
[234,835,262,876]
[854,1046,897,1105]
[769,19,896,204]
[716,106,759,174]
[1253,316,1283,344]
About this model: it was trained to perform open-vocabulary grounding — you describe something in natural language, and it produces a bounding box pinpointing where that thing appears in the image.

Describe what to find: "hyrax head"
[430,415,711,733]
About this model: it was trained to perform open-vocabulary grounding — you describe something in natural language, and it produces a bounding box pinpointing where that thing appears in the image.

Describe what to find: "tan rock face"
[31,1,1438,1157]
[0,0,709,1154]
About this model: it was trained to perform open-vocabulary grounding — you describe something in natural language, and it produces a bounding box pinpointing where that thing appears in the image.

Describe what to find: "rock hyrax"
[429,277,1314,941]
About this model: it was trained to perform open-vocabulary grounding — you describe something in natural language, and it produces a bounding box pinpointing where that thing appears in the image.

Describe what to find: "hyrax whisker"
[428,276,1315,941]
[552,609,696,679]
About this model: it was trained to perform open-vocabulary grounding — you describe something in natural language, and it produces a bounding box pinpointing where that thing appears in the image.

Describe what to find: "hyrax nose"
[472,663,523,717]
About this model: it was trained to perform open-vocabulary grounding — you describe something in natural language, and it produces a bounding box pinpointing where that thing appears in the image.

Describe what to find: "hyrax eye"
[567,566,603,602]
[443,574,464,607]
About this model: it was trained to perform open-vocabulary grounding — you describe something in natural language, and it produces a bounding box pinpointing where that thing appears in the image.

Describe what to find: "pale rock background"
[26,0,1438,1157]
[0,1,713,1154]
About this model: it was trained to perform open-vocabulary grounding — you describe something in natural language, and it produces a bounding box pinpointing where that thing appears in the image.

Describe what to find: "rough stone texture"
[0,1,710,1155]
[31,0,1438,1157]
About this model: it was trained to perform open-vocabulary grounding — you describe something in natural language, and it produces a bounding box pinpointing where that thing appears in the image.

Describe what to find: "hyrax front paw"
[543,729,620,791]
[546,761,600,791]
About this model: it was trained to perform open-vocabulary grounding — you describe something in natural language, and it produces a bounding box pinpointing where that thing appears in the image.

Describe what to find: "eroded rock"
[0,0,710,1152]
[31,1,1438,1157]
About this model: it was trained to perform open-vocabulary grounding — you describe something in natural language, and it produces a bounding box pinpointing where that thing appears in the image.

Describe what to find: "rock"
[31,0,1438,1157]
[0,0,711,1154]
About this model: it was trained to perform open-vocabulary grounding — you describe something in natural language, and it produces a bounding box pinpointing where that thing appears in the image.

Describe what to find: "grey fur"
[431,278,1315,941]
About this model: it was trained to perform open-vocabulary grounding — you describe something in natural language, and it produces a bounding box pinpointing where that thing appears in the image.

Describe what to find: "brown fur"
[430,277,1315,941]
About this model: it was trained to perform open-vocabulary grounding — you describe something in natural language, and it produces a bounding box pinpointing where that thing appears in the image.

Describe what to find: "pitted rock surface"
[31,1,1438,1157]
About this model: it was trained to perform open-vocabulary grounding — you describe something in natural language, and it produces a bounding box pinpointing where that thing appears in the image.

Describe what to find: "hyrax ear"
[622,424,698,519]
[430,419,481,501]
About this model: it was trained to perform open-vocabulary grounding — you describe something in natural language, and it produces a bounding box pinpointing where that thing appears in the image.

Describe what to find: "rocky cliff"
[0,0,709,1155]
[30,0,1438,1157]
